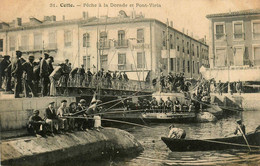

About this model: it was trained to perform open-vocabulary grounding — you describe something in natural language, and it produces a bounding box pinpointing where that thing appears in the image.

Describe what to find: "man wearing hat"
[47,56,54,75]
[76,99,88,131]
[11,51,23,98]
[28,110,47,137]
[45,101,60,135]
[57,100,69,132]
[22,55,37,97]
[234,120,246,135]
[40,53,50,96]
[49,63,66,96]
[0,55,11,90]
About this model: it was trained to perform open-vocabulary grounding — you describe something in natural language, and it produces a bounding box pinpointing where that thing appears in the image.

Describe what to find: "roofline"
[206,9,260,19]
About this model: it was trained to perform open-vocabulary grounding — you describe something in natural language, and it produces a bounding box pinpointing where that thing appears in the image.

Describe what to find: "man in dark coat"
[0,55,11,90]
[45,101,61,134]
[86,68,93,87]
[22,55,37,97]
[40,53,50,96]
[11,51,23,98]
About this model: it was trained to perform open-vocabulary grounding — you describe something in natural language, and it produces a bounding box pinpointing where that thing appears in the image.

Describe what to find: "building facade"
[207,9,260,67]
[0,11,209,80]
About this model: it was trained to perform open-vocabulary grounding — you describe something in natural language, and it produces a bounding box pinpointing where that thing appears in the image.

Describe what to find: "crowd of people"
[27,98,103,137]
[0,51,131,98]
[152,72,190,93]
[125,96,194,113]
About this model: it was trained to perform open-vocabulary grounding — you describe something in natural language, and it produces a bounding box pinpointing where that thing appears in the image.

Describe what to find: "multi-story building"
[207,9,260,67]
[79,11,209,80]
[0,12,94,64]
[0,10,209,81]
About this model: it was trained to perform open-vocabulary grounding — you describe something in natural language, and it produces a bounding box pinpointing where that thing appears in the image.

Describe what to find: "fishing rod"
[64,116,152,129]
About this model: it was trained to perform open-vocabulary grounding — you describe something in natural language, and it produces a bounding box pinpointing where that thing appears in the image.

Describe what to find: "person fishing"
[168,124,186,139]
[234,120,246,135]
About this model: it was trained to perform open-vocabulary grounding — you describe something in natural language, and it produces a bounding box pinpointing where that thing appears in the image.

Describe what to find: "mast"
[166,19,170,74]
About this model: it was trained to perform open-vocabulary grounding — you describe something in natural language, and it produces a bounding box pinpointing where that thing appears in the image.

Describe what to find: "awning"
[125,71,150,82]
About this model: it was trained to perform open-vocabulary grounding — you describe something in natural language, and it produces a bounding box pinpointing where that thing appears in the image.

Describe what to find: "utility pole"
[166,19,170,74]
[142,37,145,82]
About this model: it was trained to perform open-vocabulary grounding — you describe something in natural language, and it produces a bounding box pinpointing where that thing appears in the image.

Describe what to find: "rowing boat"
[161,131,260,151]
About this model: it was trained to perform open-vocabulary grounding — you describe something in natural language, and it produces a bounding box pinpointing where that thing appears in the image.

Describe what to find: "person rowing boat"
[168,124,186,139]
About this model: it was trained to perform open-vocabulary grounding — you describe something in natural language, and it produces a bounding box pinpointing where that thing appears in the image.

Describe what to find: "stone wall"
[1,128,143,166]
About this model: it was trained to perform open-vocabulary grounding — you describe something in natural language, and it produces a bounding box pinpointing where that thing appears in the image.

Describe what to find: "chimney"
[15,18,22,26]
[186,29,188,35]
[133,10,136,19]
[191,32,193,37]
[62,15,65,21]
[204,35,207,44]
[182,28,185,33]
[83,11,88,20]
[170,21,173,27]
[50,15,56,21]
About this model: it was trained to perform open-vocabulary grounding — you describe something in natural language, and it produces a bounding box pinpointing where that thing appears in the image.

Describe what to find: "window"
[118,53,126,70]
[215,47,226,67]
[183,60,185,72]
[137,29,144,43]
[182,40,184,53]
[64,30,72,47]
[177,58,180,72]
[34,33,42,49]
[100,54,108,70]
[48,32,57,48]
[233,47,244,66]
[187,61,190,73]
[162,31,166,47]
[118,30,126,46]
[170,34,173,49]
[233,21,243,39]
[197,46,199,58]
[215,23,225,40]
[177,45,180,51]
[192,61,195,73]
[252,21,260,39]
[0,39,3,52]
[197,62,200,74]
[253,46,260,66]
[83,33,90,47]
[20,35,28,50]
[192,44,194,56]
[99,31,108,48]
[187,42,189,54]
[9,36,16,51]
[170,58,174,71]
[137,52,145,68]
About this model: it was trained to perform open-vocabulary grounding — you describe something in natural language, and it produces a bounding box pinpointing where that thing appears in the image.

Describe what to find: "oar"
[237,125,251,151]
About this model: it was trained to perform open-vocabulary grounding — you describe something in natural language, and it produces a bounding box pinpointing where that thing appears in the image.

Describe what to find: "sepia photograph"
[0,0,260,165]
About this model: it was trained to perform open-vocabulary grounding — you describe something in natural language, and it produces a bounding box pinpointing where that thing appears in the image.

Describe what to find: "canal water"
[60,110,260,166]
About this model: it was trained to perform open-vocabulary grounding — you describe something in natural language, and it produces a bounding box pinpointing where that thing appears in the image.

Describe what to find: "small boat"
[161,131,260,151]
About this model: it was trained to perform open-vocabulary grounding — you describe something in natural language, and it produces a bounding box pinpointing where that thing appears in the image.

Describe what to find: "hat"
[237,120,242,124]
[33,110,39,114]
[49,101,55,105]
[169,124,175,129]
[69,102,77,107]
[4,55,10,58]
[61,100,67,103]
[29,55,34,59]
[79,99,86,103]
[65,59,69,62]
[44,53,49,56]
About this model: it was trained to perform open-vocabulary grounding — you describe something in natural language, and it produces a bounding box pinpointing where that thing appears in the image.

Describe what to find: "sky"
[0,0,259,40]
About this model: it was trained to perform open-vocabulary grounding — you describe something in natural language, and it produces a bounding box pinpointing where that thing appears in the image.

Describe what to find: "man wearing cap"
[76,65,85,86]
[47,56,54,75]
[45,101,60,135]
[49,63,66,96]
[0,55,11,90]
[86,68,93,87]
[40,53,50,96]
[28,110,47,137]
[22,55,37,97]
[234,120,246,135]
[168,124,186,139]
[76,99,88,131]
[11,51,23,98]
[57,100,69,132]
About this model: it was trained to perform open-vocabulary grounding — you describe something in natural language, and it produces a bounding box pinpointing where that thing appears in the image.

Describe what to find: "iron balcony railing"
[114,39,129,48]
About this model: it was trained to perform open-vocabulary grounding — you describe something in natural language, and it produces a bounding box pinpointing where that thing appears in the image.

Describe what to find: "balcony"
[98,41,110,50]
[215,33,226,40]
[114,39,129,48]
[233,33,245,40]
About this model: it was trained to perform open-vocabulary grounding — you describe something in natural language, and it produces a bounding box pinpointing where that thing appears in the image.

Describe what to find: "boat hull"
[161,132,260,151]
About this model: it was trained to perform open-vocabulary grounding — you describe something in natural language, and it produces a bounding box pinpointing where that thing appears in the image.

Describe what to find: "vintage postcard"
[0,0,260,165]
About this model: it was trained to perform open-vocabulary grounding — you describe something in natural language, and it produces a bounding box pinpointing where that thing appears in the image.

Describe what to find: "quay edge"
[1,128,144,166]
